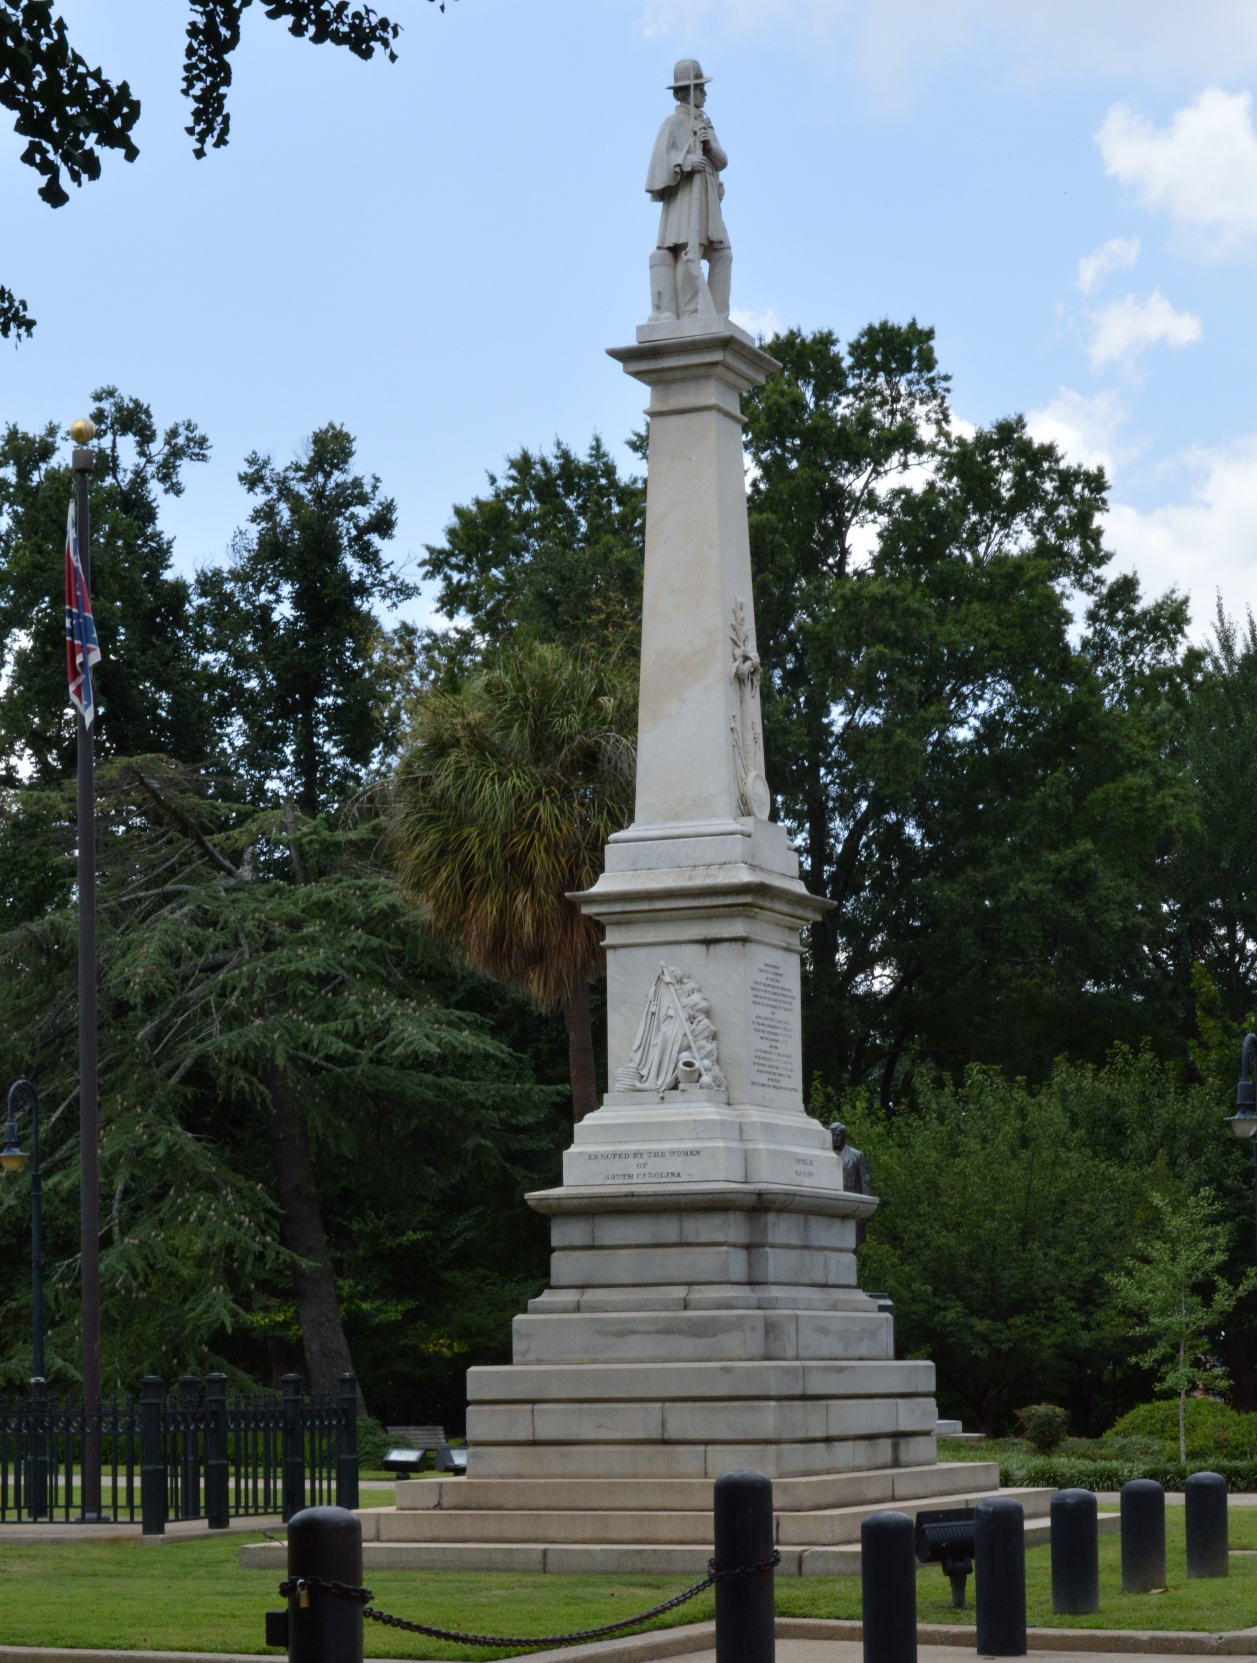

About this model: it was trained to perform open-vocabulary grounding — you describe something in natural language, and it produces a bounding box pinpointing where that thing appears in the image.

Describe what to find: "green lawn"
[0,1510,1251,1657]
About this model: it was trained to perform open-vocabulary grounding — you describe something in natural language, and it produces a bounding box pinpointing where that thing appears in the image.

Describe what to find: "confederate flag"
[65,499,100,725]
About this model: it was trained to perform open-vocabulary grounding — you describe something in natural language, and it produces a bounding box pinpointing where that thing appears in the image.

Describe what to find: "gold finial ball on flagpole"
[69,417,96,444]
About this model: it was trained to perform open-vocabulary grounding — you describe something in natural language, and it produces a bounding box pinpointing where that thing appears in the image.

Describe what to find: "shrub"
[1110,1399,1257,1463]
[1016,1403,1069,1453]
[997,1455,1257,1492]
[357,1414,390,1472]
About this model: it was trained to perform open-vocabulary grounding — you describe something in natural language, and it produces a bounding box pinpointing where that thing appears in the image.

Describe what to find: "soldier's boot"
[648,250,679,323]
[706,244,732,317]
[677,247,718,318]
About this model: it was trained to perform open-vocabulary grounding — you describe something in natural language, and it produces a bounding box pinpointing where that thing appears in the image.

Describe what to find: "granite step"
[395,1461,1000,1515]
[239,1505,1119,1577]
[366,1485,1051,1549]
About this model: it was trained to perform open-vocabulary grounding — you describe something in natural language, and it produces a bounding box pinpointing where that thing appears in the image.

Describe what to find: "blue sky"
[3,1,1257,634]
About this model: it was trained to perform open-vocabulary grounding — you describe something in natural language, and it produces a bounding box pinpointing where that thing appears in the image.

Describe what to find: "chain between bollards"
[276,1555,778,1649]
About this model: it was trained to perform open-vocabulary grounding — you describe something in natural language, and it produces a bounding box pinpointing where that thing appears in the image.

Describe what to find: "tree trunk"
[563,979,598,1124]
[1179,1338,1187,1465]
[261,1063,366,1411]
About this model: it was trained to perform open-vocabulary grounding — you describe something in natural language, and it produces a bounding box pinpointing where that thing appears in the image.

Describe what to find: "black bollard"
[283,1505,364,1663]
[713,1470,775,1663]
[1120,1479,1166,1593]
[1185,1471,1228,1579]
[861,1510,916,1663]
[975,1497,1026,1657]
[1050,1489,1099,1615]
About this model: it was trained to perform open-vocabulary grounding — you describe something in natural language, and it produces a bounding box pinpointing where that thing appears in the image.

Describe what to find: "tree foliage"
[1110,1190,1256,1461]
[0,389,211,784]
[0,757,558,1403]
[745,326,1194,1100]
[389,643,635,1122]
[1,0,449,335]
[420,438,646,678]
[196,422,412,816]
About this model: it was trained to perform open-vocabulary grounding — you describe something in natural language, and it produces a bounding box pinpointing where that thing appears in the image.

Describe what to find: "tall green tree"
[197,423,413,815]
[389,643,635,1123]
[420,437,645,679]
[0,388,211,784]
[0,758,551,1400]
[1110,1190,1256,1461]
[840,1056,1147,1432]
[1176,607,1257,1022]
[745,325,1193,1099]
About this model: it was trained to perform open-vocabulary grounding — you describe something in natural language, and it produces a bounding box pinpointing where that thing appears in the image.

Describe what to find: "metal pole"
[860,1510,917,1663]
[72,444,101,1522]
[1120,1478,1166,1593]
[30,1086,42,1382]
[280,1505,364,1663]
[712,1470,775,1663]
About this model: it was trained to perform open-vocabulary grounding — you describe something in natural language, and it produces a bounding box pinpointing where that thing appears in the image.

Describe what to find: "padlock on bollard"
[974,1496,1026,1657]
[1120,1479,1166,1594]
[1184,1471,1228,1579]
[269,1505,363,1663]
[713,1470,775,1663]
[1050,1489,1099,1615]
[861,1510,916,1663]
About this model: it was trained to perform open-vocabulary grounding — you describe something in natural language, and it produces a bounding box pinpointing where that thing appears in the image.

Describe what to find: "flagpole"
[70,427,101,1523]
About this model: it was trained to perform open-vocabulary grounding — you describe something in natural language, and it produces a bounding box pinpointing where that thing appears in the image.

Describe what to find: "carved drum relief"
[614,964,726,1099]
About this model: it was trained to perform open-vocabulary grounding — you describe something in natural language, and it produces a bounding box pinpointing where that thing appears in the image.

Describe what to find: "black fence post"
[140,1376,164,1536]
[282,1373,305,1522]
[975,1497,1026,1657]
[179,1374,201,1520]
[205,1373,229,1530]
[1185,1471,1228,1579]
[713,1469,775,1663]
[27,1377,48,1521]
[337,1373,359,1512]
[1050,1488,1099,1615]
[861,1510,916,1663]
[281,1504,364,1663]
[1120,1479,1166,1593]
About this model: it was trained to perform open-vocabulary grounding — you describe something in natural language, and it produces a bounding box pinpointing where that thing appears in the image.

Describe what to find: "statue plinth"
[458,320,936,1485]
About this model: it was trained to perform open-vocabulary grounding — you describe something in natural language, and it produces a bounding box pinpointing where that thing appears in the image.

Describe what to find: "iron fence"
[0,1370,358,1533]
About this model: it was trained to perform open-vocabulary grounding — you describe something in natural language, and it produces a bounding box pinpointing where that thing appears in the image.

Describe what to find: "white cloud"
[1105,436,1257,628]
[637,3,1257,84]
[730,306,781,338]
[1076,236,1140,294]
[1087,290,1202,368]
[1097,88,1257,253]
[1027,388,1129,476]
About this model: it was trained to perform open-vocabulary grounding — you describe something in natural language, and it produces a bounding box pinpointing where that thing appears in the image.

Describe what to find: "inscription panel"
[572,1147,704,1184]
[749,958,800,1095]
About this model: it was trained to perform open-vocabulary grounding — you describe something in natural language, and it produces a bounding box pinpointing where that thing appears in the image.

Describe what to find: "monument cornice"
[525,1179,878,1220]
[572,863,835,925]
[608,323,781,394]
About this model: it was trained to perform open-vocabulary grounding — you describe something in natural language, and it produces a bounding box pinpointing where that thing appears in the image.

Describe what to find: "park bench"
[382,1424,467,1476]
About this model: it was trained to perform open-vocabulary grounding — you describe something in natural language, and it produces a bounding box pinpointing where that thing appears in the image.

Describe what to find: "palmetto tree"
[389,644,635,1122]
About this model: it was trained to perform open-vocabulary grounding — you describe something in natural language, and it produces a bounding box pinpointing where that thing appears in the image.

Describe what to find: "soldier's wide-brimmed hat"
[667,58,711,89]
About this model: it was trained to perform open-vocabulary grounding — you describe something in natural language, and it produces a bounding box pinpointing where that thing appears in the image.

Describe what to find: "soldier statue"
[645,58,732,324]
[830,1121,872,1244]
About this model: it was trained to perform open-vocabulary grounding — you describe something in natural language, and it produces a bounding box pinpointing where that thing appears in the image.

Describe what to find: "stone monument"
[324,63,1035,1574]
[461,53,932,1488]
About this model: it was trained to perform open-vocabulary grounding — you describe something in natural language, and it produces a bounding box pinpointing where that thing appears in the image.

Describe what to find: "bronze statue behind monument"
[831,1120,872,1243]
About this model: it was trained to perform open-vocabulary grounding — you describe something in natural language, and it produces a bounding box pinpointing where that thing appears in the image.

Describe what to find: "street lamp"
[2,1080,44,1381]
[1229,1035,1257,1262]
